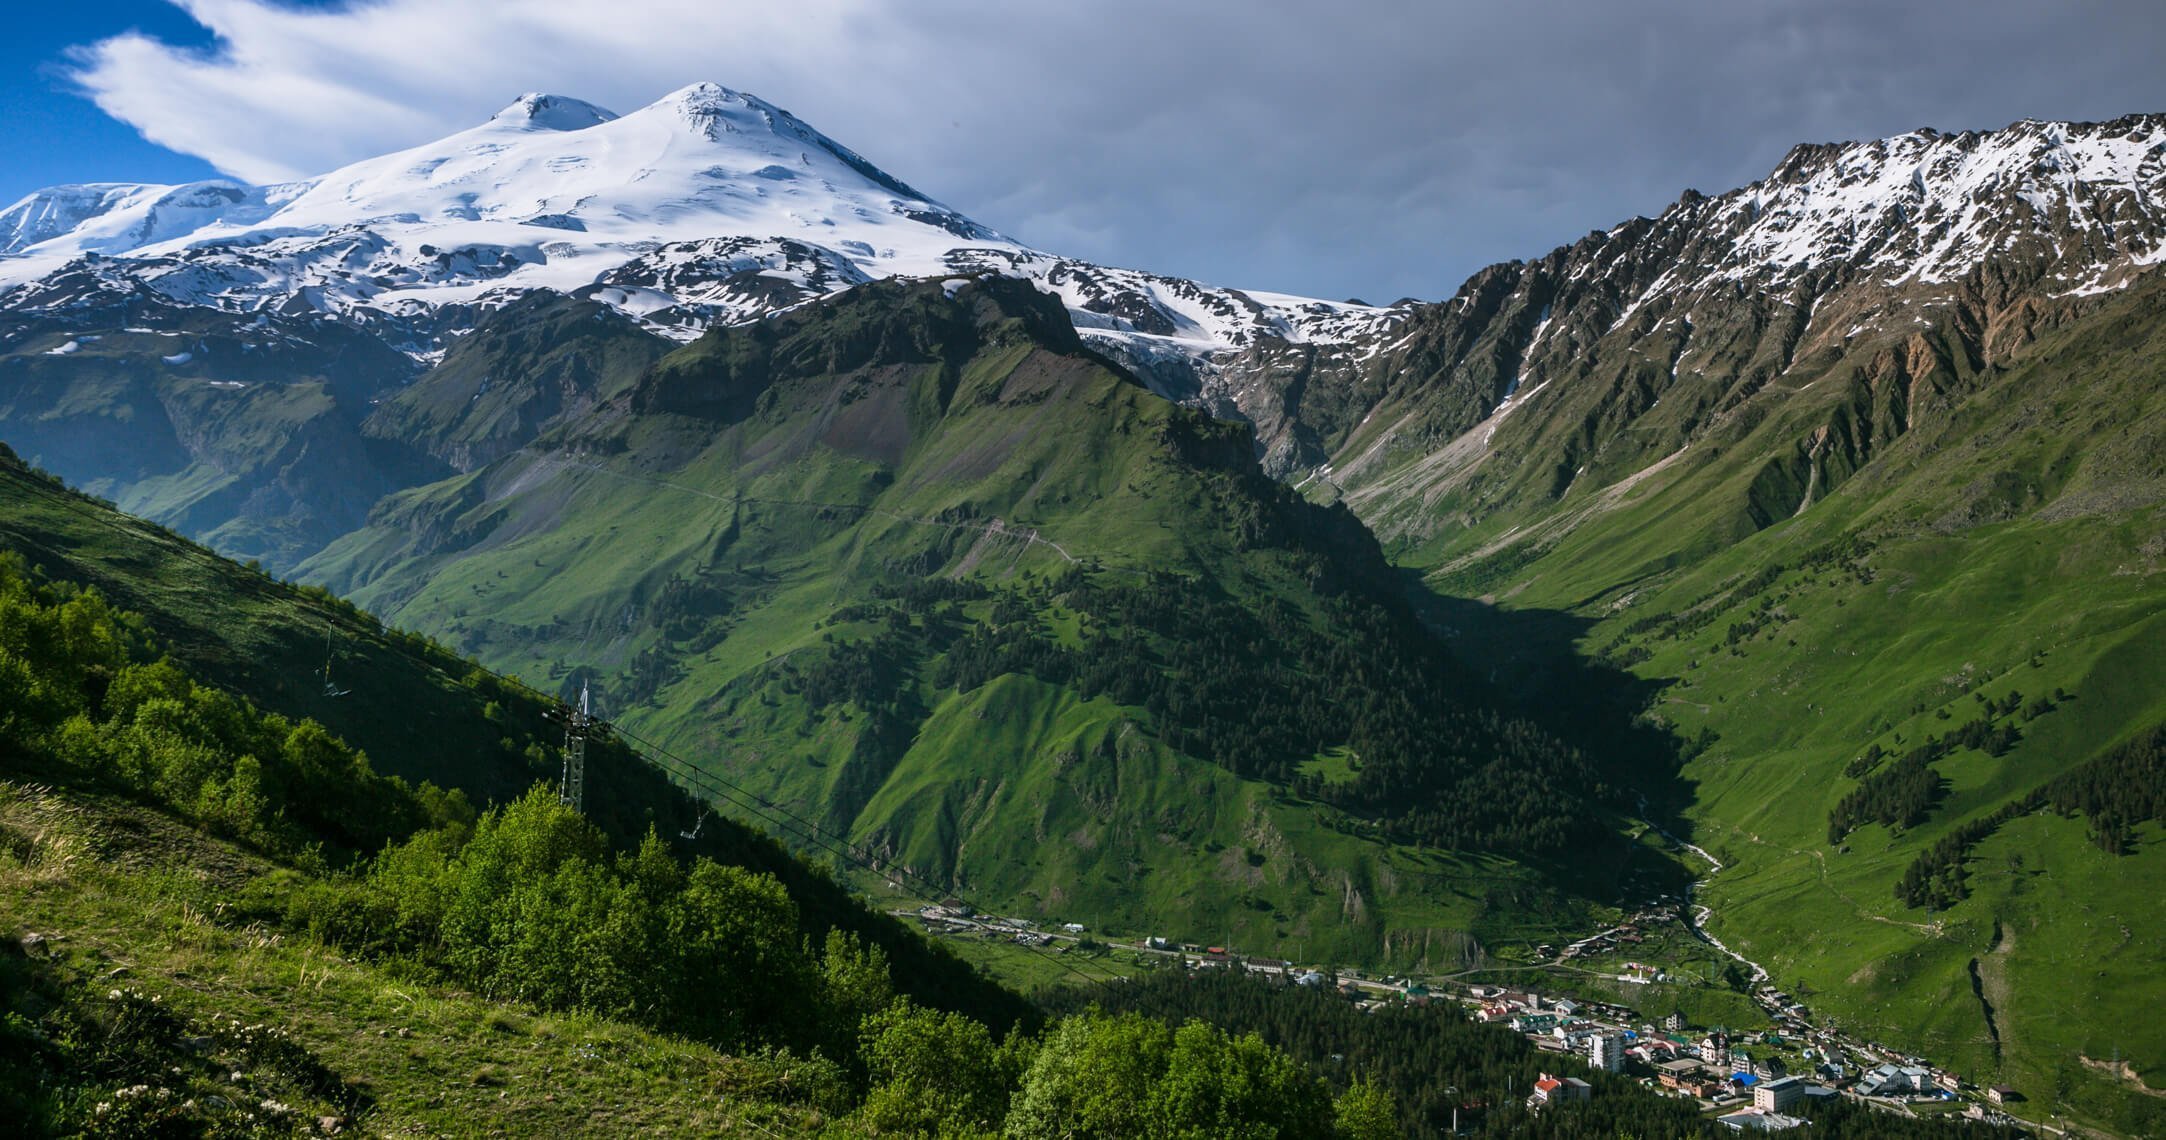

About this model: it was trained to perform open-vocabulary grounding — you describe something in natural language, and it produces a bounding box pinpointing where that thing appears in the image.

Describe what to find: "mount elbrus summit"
[4,82,2165,1133]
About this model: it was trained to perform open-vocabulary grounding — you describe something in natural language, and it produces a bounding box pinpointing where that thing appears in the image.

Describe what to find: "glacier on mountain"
[2,85,2160,411]
[0,82,1392,378]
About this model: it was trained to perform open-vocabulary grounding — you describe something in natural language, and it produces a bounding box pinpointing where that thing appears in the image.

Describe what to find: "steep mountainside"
[0,440,1024,1030]
[295,275,1675,966]
[0,82,1388,568]
[1457,272,2166,1137]
[0,301,439,568]
[1256,118,2166,1135]
[359,290,671,472]
[1242,115,2165,548]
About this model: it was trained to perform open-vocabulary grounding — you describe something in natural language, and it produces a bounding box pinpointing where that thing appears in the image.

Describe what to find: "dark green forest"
[1897,725,2166,909]
[779,562,1613,854]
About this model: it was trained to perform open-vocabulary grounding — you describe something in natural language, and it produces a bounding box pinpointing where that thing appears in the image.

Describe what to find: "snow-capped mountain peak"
[656,80,755,133]
[489,92,618,132]
[1709,113,2166,292]
[0,82,1385,371]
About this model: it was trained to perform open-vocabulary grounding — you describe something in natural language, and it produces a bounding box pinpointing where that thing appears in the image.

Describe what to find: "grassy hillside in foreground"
[0,782,837,1135]
[0,439,1027,1030]
[0,459,1451,1138]
[1415,272,2166,1135]
[294,276,1690,971]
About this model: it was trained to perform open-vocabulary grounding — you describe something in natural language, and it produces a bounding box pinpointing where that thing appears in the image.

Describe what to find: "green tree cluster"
[1004,1013,1335,1140]
[928,567,1605,853]
[297,791,1395,1138]
[294,787,853,1054]
[0,551,469,860]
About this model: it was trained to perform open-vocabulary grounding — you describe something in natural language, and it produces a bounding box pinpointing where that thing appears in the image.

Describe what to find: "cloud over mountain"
[65,0,2166,302]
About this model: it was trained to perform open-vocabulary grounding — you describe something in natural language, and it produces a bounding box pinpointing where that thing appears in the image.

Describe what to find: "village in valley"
[903,896,2040,1134]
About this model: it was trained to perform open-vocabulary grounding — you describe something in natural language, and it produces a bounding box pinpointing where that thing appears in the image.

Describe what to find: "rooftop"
[1718,1109,1807,1132]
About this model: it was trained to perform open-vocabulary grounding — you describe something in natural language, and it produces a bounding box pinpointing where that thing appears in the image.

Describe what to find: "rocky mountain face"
[10,84,2155,577]
[1222,115,2166,556]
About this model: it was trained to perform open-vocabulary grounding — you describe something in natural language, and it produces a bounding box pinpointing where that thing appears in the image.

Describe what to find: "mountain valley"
[4,82,2164,1135]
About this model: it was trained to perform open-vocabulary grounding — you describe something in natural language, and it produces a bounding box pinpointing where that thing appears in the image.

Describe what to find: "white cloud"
[65,0,2166,301]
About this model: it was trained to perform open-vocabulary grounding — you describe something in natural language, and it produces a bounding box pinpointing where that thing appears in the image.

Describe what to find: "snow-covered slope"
[1189,112,2166,482]
[1664,117,2166,299]
[0,180,303,257]
[6,89,2158,448]
[0,83,1391,371]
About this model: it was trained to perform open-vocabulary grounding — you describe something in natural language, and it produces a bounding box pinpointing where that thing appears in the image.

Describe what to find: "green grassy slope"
[0,442,1026,1030]
[361,292,671,473]
[0,306,433,571]
[0,782,838,1136]
[294,276,1680,971]
[1412,273,2166,1134]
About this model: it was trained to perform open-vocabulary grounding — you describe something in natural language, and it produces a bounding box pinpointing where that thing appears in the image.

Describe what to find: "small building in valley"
[1753,1076,1805,1113]
[1658,1058,1721,1098]
[1527,1073,1592,1110]
[1717,1109,1806,1132]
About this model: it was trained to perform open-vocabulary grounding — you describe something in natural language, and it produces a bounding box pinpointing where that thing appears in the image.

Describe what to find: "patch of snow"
[0,81,1400,372]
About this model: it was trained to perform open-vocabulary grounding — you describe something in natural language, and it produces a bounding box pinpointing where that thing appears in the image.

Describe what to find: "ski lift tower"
[546,683,607,814]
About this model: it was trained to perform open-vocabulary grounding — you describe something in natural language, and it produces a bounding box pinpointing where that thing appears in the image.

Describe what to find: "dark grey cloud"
[70,0,2166,302]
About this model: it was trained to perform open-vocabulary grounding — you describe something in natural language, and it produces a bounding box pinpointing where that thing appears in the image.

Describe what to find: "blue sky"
[0,4,223,196]
[10,1,2166,302]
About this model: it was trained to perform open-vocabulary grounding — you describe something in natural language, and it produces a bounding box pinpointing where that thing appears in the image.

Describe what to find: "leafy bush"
[0,552,469,859]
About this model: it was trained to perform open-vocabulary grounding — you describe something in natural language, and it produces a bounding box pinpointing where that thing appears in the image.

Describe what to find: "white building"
[1857,1064,1933,1097]
[1528,1073,1592,1109]
[1591,1032,1628,1074]
[1754,1076,1805,1113]
[1718,1110,1806,1132]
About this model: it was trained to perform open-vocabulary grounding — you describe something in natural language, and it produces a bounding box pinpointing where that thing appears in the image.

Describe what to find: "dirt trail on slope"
[2080,1055,2166,1099]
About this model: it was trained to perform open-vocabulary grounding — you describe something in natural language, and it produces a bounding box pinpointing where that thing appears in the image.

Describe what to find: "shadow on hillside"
[1402,570,1704,886]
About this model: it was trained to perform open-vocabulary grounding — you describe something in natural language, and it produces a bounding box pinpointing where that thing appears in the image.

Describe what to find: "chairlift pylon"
[321,627,350,698]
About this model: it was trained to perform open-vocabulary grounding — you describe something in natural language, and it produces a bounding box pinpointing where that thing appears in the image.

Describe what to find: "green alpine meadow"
[2,20,2163,1135]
